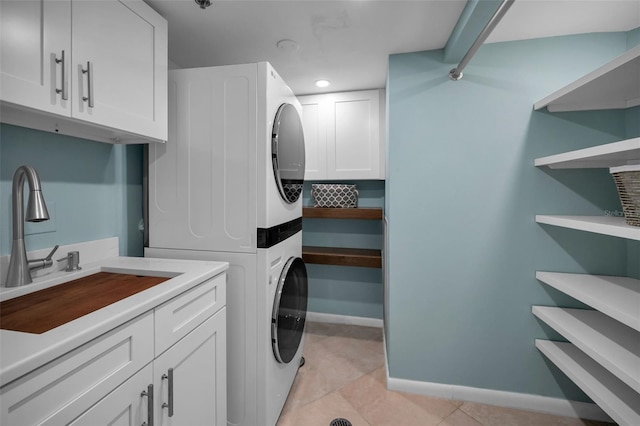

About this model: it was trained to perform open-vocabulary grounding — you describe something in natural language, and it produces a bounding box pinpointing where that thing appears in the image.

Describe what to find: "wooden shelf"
[536,215,640,241]
[536,272,640,332]
[303,207,383,220]
[534,45,640,112]
[302,208,383,268]
[535,340,640,426]
[534,138,640,169]
[302,246,382,268]
[533,307,640,393]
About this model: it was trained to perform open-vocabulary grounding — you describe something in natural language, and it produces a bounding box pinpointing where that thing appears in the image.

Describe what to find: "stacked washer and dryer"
[145,62,308,426]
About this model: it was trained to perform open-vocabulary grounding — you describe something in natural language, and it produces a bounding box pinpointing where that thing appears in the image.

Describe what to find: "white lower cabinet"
[0,273,226,426]
[71,310,227,426]
[154,310,226,426]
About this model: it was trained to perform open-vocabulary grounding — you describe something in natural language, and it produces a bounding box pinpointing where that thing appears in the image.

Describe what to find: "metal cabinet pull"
[54,50,68,100]
[161,368,174,417]
[141,384,154,426]
[81,61,94,108]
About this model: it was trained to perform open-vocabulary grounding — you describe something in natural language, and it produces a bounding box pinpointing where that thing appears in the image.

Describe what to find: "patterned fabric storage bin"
[311,184,358,208]
[610,164,640,227]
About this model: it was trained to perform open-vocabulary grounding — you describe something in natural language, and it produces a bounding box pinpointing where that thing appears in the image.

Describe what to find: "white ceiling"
[145,0,640,95]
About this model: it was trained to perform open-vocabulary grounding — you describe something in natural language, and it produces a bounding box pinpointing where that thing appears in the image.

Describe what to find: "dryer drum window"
[272,257,308,364]
[272,103,305,204]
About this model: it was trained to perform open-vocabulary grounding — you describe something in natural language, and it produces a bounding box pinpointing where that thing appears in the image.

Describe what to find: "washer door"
[272,257,308,364]
[272,103,305,204]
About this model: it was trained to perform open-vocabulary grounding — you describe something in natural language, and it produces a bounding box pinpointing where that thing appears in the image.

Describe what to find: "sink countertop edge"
[0,256,228,386]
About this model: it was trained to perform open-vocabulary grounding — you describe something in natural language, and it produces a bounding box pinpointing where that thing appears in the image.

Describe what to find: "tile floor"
[277,322,612,426]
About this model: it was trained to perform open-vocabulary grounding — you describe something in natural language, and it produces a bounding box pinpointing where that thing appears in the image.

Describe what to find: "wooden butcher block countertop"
[0,272,170,334]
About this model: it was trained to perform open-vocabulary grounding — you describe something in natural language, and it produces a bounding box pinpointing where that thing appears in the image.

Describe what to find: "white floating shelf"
[534,45,640,112]
[535,138,640,169]
[536,215,640,241]
[536,340,640,426]
[536,272,640,332]
[533,307,640,393]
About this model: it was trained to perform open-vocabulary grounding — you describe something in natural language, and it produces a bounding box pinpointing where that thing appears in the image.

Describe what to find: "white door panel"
[0,0,71,115]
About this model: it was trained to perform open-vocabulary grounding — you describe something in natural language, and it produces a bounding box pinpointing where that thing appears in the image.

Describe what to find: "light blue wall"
[0,124,144,258]
[302,180,384,319]
[386,32,634,402]
[628,26,640,48]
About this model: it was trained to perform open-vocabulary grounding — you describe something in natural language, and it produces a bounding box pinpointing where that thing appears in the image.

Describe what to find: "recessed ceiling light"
[315,79,331,88]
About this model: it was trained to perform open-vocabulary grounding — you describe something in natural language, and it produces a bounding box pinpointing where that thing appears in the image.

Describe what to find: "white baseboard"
[306,312,383,328]
[308,313,609,422]
[386,375,612,422]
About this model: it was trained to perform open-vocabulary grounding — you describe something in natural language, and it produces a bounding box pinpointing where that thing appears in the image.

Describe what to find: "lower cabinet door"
[69,364,153,426]
[154,308,227,426]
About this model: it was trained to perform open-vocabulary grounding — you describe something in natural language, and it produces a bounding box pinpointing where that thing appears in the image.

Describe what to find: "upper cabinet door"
[71,0,167,141]
[328,90,382,180]
[0,0,72,116]
[301,100,328,180]
[299,89,385,181]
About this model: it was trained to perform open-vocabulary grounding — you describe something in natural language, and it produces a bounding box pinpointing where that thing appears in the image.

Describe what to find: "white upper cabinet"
[0,0,167,144]
[300,89,385,180]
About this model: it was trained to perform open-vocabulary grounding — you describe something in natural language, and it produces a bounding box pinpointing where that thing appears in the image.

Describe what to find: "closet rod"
[449,0,515,81]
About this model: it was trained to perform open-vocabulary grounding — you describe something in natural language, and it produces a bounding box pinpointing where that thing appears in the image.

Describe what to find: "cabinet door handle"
[161,368,174,417]
[54,50,68,100]
[141,384,154,426]
[81,61,94,108]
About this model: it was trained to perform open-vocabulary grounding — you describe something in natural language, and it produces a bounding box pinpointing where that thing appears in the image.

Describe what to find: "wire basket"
[610,165,640,227]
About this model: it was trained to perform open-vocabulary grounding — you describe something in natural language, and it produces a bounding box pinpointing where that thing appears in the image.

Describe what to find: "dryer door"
[272,257,308,364]
[272,103,305,204]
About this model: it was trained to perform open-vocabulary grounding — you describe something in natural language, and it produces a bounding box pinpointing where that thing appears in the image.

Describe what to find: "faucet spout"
[5,165,50,287]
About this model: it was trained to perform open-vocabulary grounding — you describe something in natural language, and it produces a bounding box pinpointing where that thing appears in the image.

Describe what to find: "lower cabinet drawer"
[154,273,226,356]
[0,312,154,426]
